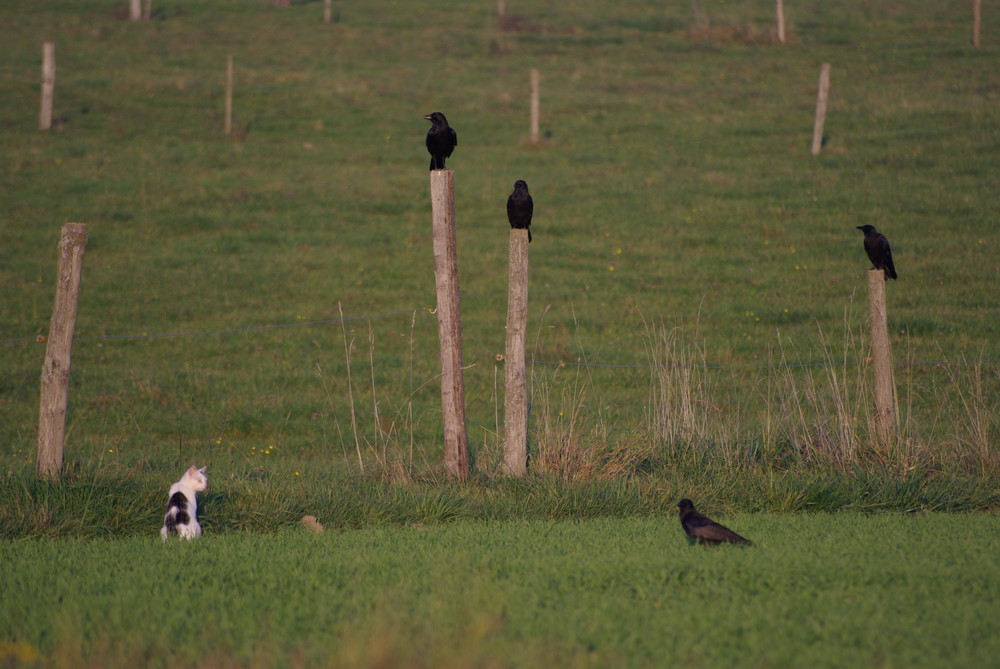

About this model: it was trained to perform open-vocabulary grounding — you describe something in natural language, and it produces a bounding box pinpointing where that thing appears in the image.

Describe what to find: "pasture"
[3,515,1000,668]
[1,0,999,665]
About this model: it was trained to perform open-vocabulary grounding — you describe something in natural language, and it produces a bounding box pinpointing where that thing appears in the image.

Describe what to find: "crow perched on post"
[677,499,755,547]
[856,225,897,280]
[506,180,533,243]
[423,112,457,171]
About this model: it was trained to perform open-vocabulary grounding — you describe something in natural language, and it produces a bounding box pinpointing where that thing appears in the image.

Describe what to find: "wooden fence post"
[323,0,332,23]
[503,229,530,475]
[224,55,234,135]
[429,170,470,480]
[129,0,141,21]
[811,63,831,156]
[972,0,982,47]
[866,269,897,446]
[37,223,88,481]
[530,68,540,143]
[776,0,786,44]
[143,0,152,21]
[39,42,55,131]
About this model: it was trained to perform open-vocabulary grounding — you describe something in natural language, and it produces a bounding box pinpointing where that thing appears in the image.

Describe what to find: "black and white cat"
[160,466,208,541]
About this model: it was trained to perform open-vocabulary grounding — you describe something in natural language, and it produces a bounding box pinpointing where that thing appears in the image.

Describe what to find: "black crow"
[423,112,457,171]
[677,499,755,547]
[506,179,533,243]
[856,225,897,280]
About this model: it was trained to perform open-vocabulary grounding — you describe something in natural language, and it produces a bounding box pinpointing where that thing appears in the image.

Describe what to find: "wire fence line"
[3,308,996,371]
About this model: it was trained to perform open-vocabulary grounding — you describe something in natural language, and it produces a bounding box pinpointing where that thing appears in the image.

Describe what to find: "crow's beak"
[856,226,864,230]
[422,114,433,121]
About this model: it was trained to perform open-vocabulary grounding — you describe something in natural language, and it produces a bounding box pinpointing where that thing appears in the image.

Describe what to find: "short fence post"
[129,0,141,21]
[39,42,55,131]
[224,55,234,135]
[530,68,540,143]
[811,63,831,156]
[503,229,530,475]
[866,269,897,446]
[323,0,332,24]
[429,170,470,480]
[776,0,786,44]
[37,223,88,481]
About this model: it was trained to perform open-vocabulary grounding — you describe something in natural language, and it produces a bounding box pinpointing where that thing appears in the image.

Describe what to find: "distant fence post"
[224,55,234,135]
[972,0,981,47]
[39,42,55,131]
[866,269,897,446]
[429,170,470,481]
[776,0,786,44]
[323,0,332,23]
[503,229,530,475]
[530,68,540,143]
[811,63,831,156]
[37,223,88,481]
[143,0,152,21]
[129,0,141,21]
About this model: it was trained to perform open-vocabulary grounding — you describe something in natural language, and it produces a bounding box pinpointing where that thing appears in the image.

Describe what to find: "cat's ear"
[186,465,199,476]
[197,467,207,475]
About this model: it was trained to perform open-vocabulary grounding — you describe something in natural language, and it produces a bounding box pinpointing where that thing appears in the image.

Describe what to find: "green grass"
[2,515,999,667]
[2,0,998,474]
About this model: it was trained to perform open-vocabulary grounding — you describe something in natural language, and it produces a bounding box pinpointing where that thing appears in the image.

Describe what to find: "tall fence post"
[129,0,141,21]
[37,223,88,481]
[224,55,234,135]
[811,63,831,156]
[530,68,540,144]
[503,229,530,475]
[39,42,55,131]
[866,269,897,446]
[429,170,470,480]
[776,0,786,44]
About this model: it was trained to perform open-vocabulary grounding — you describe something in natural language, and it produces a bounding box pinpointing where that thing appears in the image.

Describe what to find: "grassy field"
[1,4,999,665]
[2,0,998,480]
[3,515,1000,668]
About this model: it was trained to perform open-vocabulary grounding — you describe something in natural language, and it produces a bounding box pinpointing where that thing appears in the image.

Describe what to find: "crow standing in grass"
[506,180,533,242]
[423,112,457,171]
[856,224,897,280]
[677,499,755,547]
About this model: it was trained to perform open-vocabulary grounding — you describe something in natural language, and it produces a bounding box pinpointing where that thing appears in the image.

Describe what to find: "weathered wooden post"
[866,269,897,446]
[224,55,234,135]
[143,0,152,21]
[972,0,982,47]
[811,63,831,156]
[39,42,55,131]
[323,0,332,24]
[37,223,88,480]
[429,170,470,480]
[497,0,505,21]
[129,0,141,21]
[776,0,786,44]
[530,68,540,143]
[503,229,529,475]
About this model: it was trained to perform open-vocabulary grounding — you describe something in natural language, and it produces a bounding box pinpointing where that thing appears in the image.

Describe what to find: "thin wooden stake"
[37,223,88,481]
[497,0,505,20]
[866,269,897,446]
[776,0,786,44]
[503,229,530,475]
[530,68,540,143]
[143,0,152,21]
[323,0,332,24]
[39,42,56,131]
[224,55,234,135]
[429,170,469,480]
[811,63,831,156]
[129,0,141,21]
[973,0,982,47]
